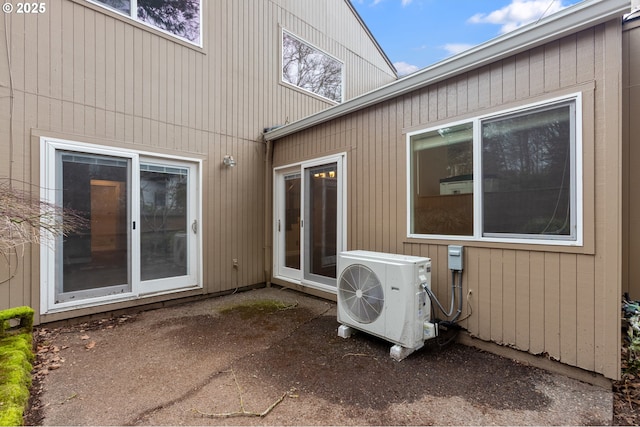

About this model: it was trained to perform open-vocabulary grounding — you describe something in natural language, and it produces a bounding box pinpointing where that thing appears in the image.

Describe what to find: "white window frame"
[281,29,345,104]
[40,137,203,314]
[87,0,203,47]
[406,93,583,247]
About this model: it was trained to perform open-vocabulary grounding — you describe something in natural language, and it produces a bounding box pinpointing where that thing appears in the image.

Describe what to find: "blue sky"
[350,0,584,75]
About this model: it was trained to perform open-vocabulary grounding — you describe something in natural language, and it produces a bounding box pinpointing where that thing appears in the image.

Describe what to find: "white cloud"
[441,43,474,56]
[361,0,414,6]
[468,0,568,34]
[394,61,420,76]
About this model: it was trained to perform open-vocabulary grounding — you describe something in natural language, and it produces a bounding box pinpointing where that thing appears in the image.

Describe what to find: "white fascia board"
[265,0,631,141]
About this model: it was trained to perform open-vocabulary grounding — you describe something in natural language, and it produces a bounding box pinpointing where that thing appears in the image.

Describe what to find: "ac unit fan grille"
[338,263,384,324]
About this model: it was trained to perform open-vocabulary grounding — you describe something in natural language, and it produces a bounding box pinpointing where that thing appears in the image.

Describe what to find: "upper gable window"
[90,0,201,46]
[282,30,344,103]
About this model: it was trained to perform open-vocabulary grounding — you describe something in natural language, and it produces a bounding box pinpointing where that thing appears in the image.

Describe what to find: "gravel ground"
[25,287,614,426]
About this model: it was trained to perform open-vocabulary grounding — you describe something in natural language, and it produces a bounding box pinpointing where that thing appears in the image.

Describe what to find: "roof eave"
[265,0,630,141]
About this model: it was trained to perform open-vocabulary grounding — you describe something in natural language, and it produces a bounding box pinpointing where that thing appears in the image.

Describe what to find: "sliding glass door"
[274,155,344,292]
[41,138,201,312]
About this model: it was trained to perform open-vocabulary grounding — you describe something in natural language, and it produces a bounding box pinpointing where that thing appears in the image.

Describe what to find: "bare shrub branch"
[0,180,88,255]
[193,369,294,419]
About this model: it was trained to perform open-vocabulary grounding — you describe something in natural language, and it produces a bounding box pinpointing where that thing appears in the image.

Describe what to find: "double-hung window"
[89,0,202,46]
[408,94,581,245]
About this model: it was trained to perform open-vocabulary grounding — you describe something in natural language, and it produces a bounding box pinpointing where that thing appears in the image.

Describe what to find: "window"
[282,30,344,103]
[408,95,581,245]
[410,122,474,236]
[90,0,201,45]
[40,138,202,313]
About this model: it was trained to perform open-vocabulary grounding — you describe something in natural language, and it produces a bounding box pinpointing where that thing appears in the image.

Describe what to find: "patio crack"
[125,304,334,425]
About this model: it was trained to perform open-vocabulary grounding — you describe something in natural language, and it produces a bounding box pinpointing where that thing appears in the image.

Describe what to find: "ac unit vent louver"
[338,263,384,324]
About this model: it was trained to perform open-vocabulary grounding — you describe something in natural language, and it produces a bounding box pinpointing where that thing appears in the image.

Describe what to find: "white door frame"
[274,167,303,281]
[40,137,202,314]
[273,153,346,294]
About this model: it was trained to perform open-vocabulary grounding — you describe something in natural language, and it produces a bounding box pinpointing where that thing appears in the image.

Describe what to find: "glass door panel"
[57,152,131,302]
[304,163,338,285]
[274,158,342,290]
[140,164,189,281]
[284,173,301,270]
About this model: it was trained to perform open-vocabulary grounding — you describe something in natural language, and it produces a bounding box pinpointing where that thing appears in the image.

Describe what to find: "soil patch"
[233,315,550,412]
[156,300,310,353]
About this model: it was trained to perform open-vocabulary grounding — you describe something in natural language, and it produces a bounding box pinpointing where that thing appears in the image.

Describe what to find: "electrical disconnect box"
[448,245,464,271]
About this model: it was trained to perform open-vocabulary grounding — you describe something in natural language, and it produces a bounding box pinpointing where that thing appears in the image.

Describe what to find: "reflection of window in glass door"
[90,180,126,253]
[304,163,338,286]
[274,156,344,292]
[140,164,189,281]
[284,173,301,270]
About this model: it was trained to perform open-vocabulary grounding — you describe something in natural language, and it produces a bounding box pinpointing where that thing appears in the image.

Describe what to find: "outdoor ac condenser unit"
[337,250,438,361]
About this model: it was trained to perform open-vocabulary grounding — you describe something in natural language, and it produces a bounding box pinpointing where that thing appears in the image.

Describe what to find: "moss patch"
[218,299,298,319]
[0,307,34,426]
[0,307,34,338]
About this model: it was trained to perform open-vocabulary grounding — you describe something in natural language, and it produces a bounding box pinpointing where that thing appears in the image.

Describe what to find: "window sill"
[403,235,593,255]
[71,0,206,54]
[280,80,342,105]
[41,284,203,316]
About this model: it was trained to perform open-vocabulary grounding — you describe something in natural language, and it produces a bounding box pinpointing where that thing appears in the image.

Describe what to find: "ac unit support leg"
[390,344,421,361]
[337,324,354,339]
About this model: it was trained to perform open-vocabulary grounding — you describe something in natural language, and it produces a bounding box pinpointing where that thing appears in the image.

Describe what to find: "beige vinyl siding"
[273,21,622,379]
[623,17,640,300]
[0,0,395,323]
[275,0,395,97]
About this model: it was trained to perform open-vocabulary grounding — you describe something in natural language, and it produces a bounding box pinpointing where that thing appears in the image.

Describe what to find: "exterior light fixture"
[223,155,236,167]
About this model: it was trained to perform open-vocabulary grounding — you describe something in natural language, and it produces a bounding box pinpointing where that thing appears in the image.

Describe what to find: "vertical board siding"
[502,250,516,346]
[514,250,530,350]
[0,0,395,321]
[273,23,623,379]
[560,253,578,366]
[544,252,561,359]
[476,248,492,341]
[490,248,504,343]
[576,254,596,370]
[623,21,640,301]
